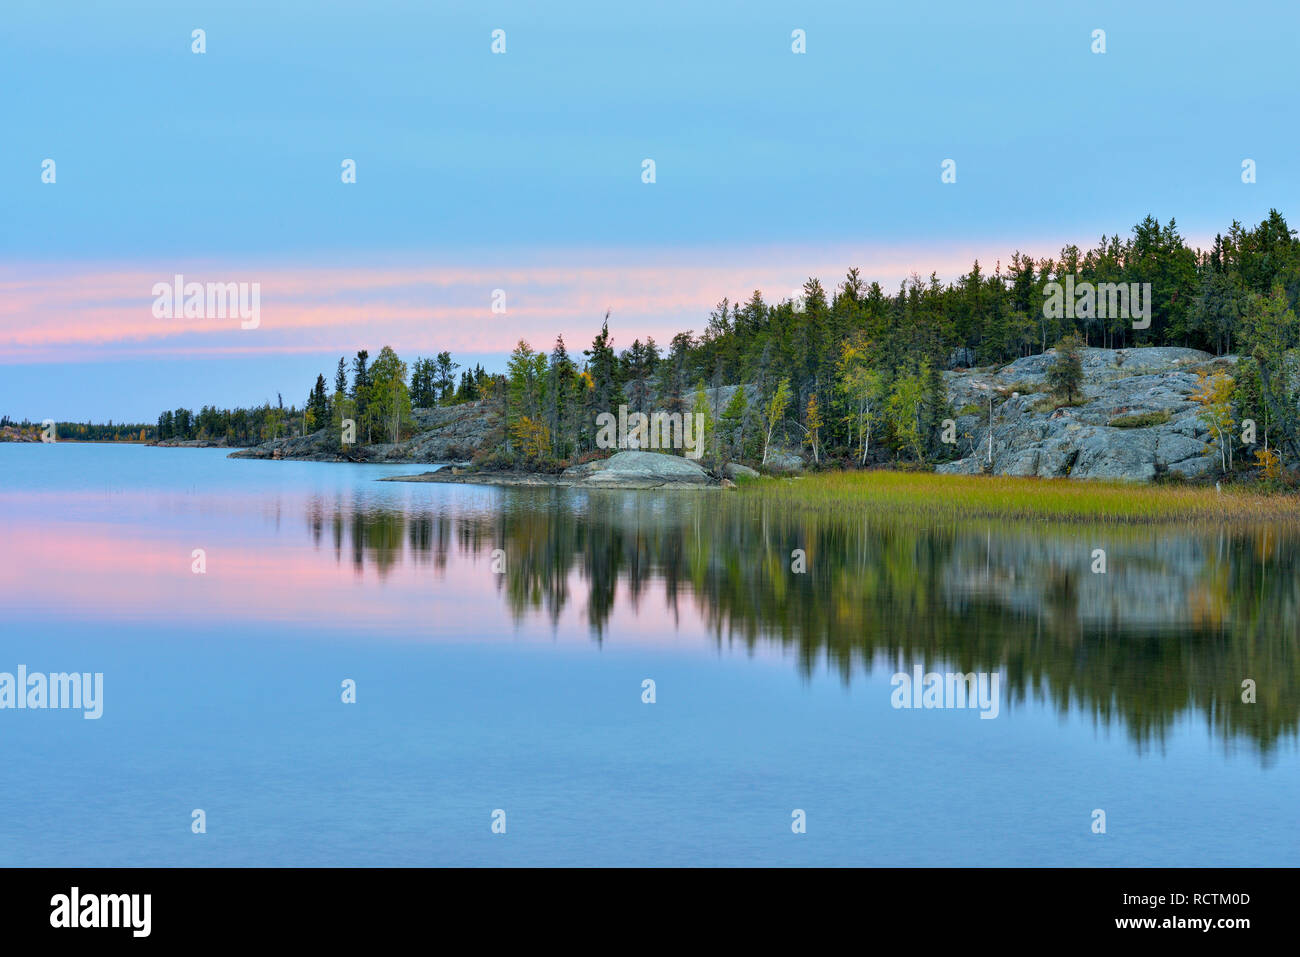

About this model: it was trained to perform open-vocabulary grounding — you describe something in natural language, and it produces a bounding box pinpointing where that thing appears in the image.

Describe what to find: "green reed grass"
[739,469,1300,525]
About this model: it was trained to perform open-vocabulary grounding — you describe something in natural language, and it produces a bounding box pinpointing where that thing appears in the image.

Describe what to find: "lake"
[0,443,1295,865]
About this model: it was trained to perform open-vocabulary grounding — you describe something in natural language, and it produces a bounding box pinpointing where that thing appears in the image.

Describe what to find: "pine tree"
[435,352,459,403]
[309,374,329,427]
[454,369,478,403]
[351,350,372,443]
[1046,332,1084,403]
[690,381,716,467]
[921,357,947,456]
[1240,285,1300,458]
[720,387,749,462]
[655,331,693,414]
[584,314,625,448]
[622,339,653,413]
[410,357,438,408]
[548,336,578,460]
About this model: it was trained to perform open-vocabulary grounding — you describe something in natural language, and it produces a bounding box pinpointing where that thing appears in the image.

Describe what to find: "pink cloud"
[0,240,1073,363]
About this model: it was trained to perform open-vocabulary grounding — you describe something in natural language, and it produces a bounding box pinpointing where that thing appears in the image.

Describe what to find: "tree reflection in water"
[306,488,1299,755]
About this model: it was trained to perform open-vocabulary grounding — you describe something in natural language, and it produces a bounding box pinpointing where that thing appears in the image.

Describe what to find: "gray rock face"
[1001,345,1215,384]
[373,403,500,462]
[723,462,760,480]
[228,428,344,461]
[230,400,500,463]
[938,347,1230,482]
[561,451,713,488]
[946,346,976,369]
[700,383,758,413]
[763,449,805,472]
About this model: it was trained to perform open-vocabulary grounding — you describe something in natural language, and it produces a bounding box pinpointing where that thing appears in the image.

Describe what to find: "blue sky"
[2,0,1298,421]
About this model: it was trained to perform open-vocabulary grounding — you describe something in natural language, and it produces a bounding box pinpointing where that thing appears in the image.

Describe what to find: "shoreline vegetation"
[738,470,1300,525]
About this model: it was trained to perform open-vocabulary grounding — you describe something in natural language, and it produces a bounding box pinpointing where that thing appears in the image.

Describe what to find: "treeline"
[0,416,152,442]
[155,210,1300,471]
[155,348,491,446]
[157,401,298,445]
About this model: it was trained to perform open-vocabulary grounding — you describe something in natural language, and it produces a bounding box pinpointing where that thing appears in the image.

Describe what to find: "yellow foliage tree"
[1192,369,1235,473]
[803,394,822,464]
[1255,446,1282,482]
[510,415,551,461]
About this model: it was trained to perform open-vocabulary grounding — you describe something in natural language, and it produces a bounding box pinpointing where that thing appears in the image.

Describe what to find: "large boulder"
[562,451,713,488]
[935,455,985,476]
[763,449,805,472]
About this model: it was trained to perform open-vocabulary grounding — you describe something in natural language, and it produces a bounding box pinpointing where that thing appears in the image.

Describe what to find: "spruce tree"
[1047,333,1085,404]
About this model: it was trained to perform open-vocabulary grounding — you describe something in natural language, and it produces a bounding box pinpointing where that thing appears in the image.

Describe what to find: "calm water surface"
[1,444,1296,865]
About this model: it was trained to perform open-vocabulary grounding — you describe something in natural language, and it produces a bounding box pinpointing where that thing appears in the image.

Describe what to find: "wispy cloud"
[0,242,1045,363]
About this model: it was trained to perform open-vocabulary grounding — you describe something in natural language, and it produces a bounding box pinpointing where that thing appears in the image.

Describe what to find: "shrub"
[1005,380,1045,395]
[1032,395,1088,413]
[470,447,517,471]
[1108,410,1172,429]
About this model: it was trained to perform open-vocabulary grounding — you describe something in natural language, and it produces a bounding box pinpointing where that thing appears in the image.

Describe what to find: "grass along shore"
[739,469,1300,525]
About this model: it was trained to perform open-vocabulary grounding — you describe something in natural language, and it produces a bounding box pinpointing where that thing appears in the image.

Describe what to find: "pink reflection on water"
[1,509,729,656]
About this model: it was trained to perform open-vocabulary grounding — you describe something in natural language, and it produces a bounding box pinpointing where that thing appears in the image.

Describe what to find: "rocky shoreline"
[151,437,239,448]
[209,346,1247,484]
[227,401,496,463]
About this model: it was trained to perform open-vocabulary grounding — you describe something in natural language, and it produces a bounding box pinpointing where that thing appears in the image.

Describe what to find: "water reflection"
[309,488,1299,754]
